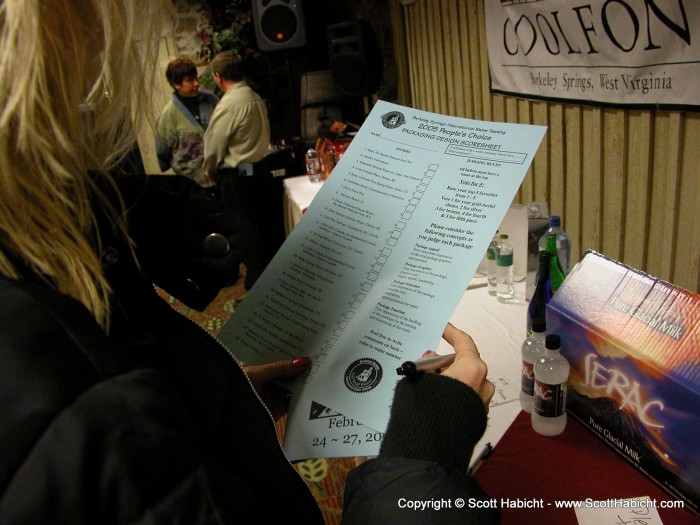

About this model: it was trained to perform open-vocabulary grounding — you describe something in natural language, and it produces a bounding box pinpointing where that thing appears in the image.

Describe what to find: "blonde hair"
[0,0,174,330]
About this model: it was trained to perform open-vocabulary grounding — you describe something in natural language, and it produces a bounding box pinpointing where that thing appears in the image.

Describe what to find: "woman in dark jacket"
[0,1,497,523]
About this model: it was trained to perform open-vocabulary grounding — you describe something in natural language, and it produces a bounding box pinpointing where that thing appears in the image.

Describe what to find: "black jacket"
[0,175,497,524]
[0,175,322,524]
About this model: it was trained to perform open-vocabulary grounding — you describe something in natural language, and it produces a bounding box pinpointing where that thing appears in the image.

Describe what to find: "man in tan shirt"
[203,51,285,289]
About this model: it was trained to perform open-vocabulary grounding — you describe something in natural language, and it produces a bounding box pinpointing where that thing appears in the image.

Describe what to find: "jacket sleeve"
[0,285,257,524]
[155,133,172,172]
[154,114,174,172]
[341,373,500,524]
[1,368,265,524]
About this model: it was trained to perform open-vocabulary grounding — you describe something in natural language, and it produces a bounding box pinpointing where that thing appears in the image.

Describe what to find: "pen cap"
[396,361,417,375]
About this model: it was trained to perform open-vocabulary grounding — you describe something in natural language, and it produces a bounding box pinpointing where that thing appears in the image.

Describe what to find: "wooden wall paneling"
[438,3,451,114]
[418,3,430,110]
[456,0,476,119]
[504,97,521,201]
[425,1,441,111]
[451,0,468,118]
[475,0,492,122]
[622,111,653,273]
[401,6,420,107]
[647,112,682,281]
[547,104,565,217]
[646,112,669,278]
[491,94,506,128]
[517,99,535,204]
[441,0,459,117]
[531,101,550,206]
[403,6,422,108]
[665,113,684,284]
[465,0,484,121]
[421,1,434,109]
[674,113,700,293]
[675,113,700,292]
[418,1,433,110]
[564,105,583,265]
[505,96,518,124]
[425,0,441,112]
[408,5,425,109]
[601,109,627,261]
[390,2,412,107]
[395,0,698,288]
[425,2,436,111]
[580,107,603,256]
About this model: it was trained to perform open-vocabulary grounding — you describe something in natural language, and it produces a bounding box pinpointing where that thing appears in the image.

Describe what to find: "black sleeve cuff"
[379,373,488,472]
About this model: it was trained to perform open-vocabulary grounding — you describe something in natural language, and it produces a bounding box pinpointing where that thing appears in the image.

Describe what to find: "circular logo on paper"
[381,111,405,129]
[344,358,383,393]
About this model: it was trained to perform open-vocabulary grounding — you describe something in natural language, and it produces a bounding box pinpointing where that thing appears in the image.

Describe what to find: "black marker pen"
[396,353,456,376]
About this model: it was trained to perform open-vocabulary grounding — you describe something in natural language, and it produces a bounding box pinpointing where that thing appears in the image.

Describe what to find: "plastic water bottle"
[538,215,571,274]
[532,334,569,436]
[520,317,546,414]
[305,148,321,183]
[496,234,513,303]
[486,230,499,296]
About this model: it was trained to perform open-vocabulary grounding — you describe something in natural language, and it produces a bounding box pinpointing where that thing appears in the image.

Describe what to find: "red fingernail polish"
[293,357,311,367]
[422,350,433,356]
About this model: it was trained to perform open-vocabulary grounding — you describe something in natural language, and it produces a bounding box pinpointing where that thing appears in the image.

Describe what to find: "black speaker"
[328,21,382,98]
[252,0,306,51]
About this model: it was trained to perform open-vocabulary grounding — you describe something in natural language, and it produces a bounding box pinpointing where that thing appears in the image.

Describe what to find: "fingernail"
[293,357,311,367]
[422,350,433,356]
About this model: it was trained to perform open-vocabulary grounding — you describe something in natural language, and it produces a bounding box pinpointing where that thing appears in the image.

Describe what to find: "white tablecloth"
[282,175,323,235]
[440,279,527,464]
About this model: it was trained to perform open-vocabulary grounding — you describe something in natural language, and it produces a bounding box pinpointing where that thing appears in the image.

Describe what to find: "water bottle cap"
[499,234,508,239]
[532,317,546,332]
[545,334,561,350]
[549,215,561,227]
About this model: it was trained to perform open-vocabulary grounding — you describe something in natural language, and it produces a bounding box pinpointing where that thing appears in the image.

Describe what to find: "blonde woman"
[0,1,495,523]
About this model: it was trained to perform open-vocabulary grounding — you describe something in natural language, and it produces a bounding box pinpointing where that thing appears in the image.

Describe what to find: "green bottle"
[545,232,566,292]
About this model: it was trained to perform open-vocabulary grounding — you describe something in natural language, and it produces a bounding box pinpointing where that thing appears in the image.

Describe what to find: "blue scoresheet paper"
[216,101,546,437]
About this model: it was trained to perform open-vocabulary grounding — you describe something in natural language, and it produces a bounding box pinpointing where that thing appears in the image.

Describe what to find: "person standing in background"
[203,51,285,289]
[155,58,218,187]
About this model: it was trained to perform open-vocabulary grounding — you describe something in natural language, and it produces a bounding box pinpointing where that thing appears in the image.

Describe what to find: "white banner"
[484,0,700,109]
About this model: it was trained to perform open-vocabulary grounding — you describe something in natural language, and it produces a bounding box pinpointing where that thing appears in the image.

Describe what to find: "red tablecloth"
[474,411,697,524]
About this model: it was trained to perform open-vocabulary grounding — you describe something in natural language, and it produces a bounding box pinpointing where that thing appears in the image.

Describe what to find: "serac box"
[547,251,700,516]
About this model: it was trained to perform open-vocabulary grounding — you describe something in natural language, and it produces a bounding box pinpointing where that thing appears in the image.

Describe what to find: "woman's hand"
[422,323,495,412]
[243,357,311,421]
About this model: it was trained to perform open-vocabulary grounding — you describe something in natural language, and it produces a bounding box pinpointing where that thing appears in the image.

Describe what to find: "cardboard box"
[547,251,700,516]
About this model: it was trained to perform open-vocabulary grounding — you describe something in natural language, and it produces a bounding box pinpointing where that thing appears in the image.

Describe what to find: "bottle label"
[487,246,495,260]
[534,380,567,417]
[521,360,534,396]
[306,159,320,175]
[497,253,513,266]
